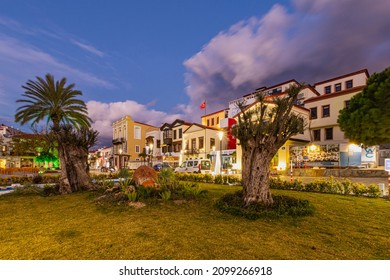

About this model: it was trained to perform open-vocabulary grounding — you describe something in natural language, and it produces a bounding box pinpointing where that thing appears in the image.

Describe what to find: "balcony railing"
[112,137,125,144]
[163,137,172,145]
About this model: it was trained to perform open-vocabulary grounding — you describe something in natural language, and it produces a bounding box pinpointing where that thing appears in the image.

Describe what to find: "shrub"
[351,183,366,196]
[42,184,60,196]
[136,186,159,200]
[127,191,138,202]
[13,184,43,196]
[182,182,206,199]
[118,168,132,179]
[215,190,314,220]
[32,174,43,184]
[160,190,171,201]
[366,184,381,198]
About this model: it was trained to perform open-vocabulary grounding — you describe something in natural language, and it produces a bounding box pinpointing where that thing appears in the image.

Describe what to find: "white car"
[175,159,211,174]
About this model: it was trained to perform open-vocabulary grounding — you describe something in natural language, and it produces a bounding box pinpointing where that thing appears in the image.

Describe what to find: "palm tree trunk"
[66,145,95,191]
[56,134,94,194]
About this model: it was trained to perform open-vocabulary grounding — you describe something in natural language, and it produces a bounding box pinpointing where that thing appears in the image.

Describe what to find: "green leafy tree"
[15,74,94,193]
[338,66,390,146]
[232,84,305,206]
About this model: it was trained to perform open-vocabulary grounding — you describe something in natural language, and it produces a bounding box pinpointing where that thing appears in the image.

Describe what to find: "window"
[325,128,333,140]
[313,129,321,141]
[335,83,342,92]
[135,145,140,153]
[173,130,177,140]
[345,100,350,108]
[310,107,318,119]
[325,86,331,94]
[191,138,196,149]
[198,137,204,149]
[134,126,141,139]
[211,118,215,126]
[346,80,353,89]
[216,117,219,124]
[178,128,182,139]
[322,105,330,118]
[210,138,215,149]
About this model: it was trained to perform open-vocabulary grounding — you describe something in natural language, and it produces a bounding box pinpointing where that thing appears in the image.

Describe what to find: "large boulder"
[133,165,159,188]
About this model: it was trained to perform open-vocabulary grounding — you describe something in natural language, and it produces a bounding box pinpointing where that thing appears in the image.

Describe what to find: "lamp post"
[119,148,122,170]
[149,143,153,166]
[218,131,223,174]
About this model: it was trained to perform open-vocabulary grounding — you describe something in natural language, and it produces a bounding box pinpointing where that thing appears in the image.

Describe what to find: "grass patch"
[0,184,389,260]
[215,190,314,219]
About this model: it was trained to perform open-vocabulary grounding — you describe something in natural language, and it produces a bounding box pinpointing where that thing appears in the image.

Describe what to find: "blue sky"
[1,0,389,146]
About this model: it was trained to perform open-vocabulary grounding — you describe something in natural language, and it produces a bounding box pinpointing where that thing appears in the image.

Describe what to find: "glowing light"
[278,161,286,170]
[349,144,361,153]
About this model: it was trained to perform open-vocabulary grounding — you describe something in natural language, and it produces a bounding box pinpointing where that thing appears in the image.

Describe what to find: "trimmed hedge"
[0,175,60,186]
[174,172,242,185]
[270,177,382,197]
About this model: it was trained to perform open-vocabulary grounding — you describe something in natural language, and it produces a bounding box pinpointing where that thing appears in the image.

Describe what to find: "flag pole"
[204,101,207,160]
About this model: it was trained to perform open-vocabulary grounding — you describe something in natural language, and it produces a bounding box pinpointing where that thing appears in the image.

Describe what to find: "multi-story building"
[160,119,191,165]
[201,109,227,128]
[227,80,320,118]
[112,115,159,170]
[181,123,225,170]
[207,68,375,170]
[95,146,113,170]
[303,69,371,167]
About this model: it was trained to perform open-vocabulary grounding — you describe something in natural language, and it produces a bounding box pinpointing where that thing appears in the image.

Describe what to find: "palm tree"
[15,74,94,193]
[15,74,91,129]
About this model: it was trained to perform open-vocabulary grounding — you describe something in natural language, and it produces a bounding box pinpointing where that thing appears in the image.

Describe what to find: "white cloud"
[0,34,114,89]
[87,100,184,145]
[183,0,390,120]
[71,40,105,57]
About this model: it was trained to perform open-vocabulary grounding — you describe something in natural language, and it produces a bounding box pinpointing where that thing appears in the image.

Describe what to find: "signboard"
[385,158,390,172]
[361,146,376,162]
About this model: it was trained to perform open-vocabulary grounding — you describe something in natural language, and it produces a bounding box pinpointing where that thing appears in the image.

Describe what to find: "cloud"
[0,35,113,89]
[87,100,184,146]
[71,40,105,57]
[183,0,390,120]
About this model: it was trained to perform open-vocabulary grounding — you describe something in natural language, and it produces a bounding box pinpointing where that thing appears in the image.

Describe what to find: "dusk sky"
[1,0,389,146]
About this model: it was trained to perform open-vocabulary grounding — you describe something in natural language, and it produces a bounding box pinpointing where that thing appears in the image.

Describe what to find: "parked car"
[174,159,211,174]
[153,163,173,171]
[101,167,116,173]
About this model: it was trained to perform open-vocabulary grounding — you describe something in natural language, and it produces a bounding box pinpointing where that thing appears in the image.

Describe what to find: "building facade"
[303,69,371,167]
[112,115,159,170]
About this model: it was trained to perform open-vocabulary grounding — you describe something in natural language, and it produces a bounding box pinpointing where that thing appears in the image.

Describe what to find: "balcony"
[112,137,125,144]
[163,137,172,145]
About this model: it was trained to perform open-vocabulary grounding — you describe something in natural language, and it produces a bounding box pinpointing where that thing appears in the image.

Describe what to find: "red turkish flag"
[199,101,206,110]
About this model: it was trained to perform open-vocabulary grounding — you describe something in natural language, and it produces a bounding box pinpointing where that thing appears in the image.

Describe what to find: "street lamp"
[119,148,122,170]
[218,131,224,174]
[149,143,153,166]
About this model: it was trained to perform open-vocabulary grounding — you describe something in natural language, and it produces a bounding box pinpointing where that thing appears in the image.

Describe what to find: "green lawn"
[0,184,389,260]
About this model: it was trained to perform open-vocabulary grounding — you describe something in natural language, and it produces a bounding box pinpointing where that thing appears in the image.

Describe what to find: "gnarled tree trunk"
[55,128,96,194]
[241,142,276,206]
